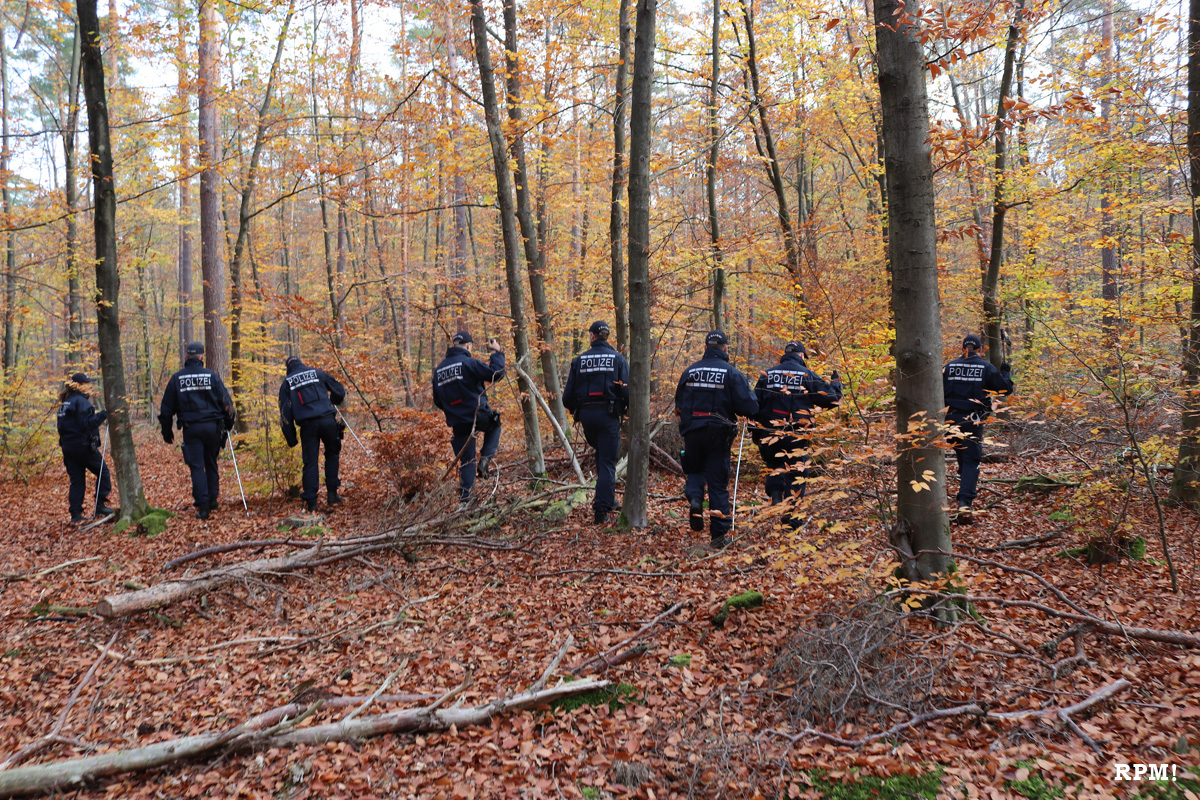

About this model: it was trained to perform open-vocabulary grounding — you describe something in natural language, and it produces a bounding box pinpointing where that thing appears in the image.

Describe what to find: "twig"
[531,635,575,693]
[3,557,101,583]
[533,568,699,579]
[342,661,408,722]
[571,600,689,674]
[163,540,315,571]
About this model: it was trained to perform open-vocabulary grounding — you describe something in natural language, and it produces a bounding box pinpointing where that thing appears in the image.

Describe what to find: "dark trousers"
[683,427,733,538]
[759,430,811,501]
[300,415,342,502]
[181,421,221,509]
[579,405,621,514]
[62,446,110,516]
[451,422,501,501]
[948,413,983,507]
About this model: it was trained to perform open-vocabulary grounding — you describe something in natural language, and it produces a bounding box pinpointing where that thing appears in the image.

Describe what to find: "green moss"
[668,653,692,668]
[1048,509,1076,523]
[713,590,765,628]
[550,681,638,712]
[579,787,601,800]
[123,507,176,538]
[1133,777,1200,800]
[1127,535,1147,561]
[805,767,942,799]
[113,518,131,534]
[1006,762,1065,800]
[298,525,325,538]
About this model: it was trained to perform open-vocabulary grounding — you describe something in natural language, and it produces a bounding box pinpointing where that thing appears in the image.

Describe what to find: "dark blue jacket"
[57,390,106,450]
[279,360,346,441]
[432,347,505,427]
[943,354,1013,418]
[562,340,629,417]
[158,358,235,431]
[674,346,759,435]
[754,352,842,427]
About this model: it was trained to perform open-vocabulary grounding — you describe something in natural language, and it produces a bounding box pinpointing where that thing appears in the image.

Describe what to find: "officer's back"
[943,346,1013,418]
[433,336,504,426]
[162,356,231,424]
[675,339,758,433]
[756,344,841,427]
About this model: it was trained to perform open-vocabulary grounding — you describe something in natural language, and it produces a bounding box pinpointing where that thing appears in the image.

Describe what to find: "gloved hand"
[162,426,174,445]
[1000,362,1012,373]
[283,426,298,448]
[487,338,502,354]
[95,410,108,426]
[220,427,229,448]
[830,370,840,382]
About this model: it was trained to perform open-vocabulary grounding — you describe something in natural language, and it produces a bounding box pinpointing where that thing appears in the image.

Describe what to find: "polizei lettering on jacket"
[946,364,986,383]
[285,369,320,391]
[686,367,728,390]
[436,363,464,386]
[579,354,616,374]
[178,374,214,392]
[766,370,808,392]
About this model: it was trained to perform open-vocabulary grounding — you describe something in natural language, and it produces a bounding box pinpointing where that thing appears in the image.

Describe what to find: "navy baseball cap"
[589,320,610,336]
[962,334,982,349]
[452,331,473,344]
[285,355,301,366]
[186,341,205,355]
[70,372,92,384]
[784,340,806,355]
[706,330,728,346]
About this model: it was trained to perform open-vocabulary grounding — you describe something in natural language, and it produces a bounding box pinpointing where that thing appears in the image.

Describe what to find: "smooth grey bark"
[1100,0,1119,339]
[1,23,15,398]
[707,0,723,330]
[65,24,84,366]
[621,0,657,529]
[609,0,632,352]
[78,0,149,518]
[874,0,950,578]
[176,9,193,363]
[468,0,546,475]
[198,0,229,376]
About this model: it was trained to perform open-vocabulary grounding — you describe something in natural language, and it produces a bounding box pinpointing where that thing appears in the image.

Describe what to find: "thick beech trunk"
[198,0,228,375]
[874,0,950,578]
[77,0,149,519]
[708,0,723,330]
[610,0,632,351]
[176,11,193,362]
[64,26,83,367]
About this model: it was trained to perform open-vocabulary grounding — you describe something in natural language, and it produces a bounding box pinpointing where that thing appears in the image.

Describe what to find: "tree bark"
[1099,0,1119,340]
[77,0,149,519]
[707,0,724,330]
[198,0,229,376]
[1171,0,1200,503]
[874,0,950,579]
[622,0,657,529]
[64,24,84,367]
[468,0,546,475]
[610,0,632,352]
[176,8,193,363]
[1,22,16,405]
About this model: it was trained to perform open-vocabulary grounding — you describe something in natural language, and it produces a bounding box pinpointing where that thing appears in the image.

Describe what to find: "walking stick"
[336,408,370,456]
[730,419,748,537]
[95,425,109,512]
[227,435,249,513]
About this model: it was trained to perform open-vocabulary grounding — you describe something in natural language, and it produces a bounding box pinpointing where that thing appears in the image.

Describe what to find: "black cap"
[70,372,92,384]
[589,320,610,336]
[186,341,205,355]
[452,331,473,345]
[285,355,301,366]
[784,340,806,355]
[962,334,983,350]
[705,330,728,346]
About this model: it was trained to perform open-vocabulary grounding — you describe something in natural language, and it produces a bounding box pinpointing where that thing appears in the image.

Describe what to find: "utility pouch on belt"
[476,408,501,433]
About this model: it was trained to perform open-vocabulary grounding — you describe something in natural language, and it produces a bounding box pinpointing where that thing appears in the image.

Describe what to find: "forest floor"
[0,422,1198,800]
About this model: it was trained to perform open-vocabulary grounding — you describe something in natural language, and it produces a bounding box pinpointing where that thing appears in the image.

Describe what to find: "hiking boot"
[953,506,974,526]
[709,535,730,551]
[94,504,114,518]
[305,499,318,513]
[688,497,704,532]
[477,455,492,478]
[769,489,783,506]
[327,491,344,506]
[594,508,611,526]
[71,513,85,524]
[197,506,210,520]
[208,500,219,512]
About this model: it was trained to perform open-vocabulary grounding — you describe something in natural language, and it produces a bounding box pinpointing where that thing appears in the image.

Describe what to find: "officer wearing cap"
[159,342,236,519]
[754,341,842,518]
[943,334,1014,523]
[57,372,113,522]
[563,321,630,524]
[279,354,347,512]
[675,330,759,549]
[432,331,505,502]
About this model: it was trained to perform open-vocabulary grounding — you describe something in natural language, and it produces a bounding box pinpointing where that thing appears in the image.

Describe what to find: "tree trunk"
[1171,0,1200,504]
[982,0,1025,369]
[468,0,546,475]
[1,22,16,406]
[65,24,84,367]
[707,0,724,330]
[1100,0,1119,340]
[176,9,193,363]
[874,0,950,579]
[610,0,632,352]
[622,0,657,529]
[198,0,229,376]
[77,0,149,519]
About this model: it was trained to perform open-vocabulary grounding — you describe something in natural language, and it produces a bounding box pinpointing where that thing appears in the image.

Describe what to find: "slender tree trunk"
[874,0,950,579]
[1,23,17,404]
[468,0,545,475]
[198,0,229,376]
[1171,0,1200,503]
[1100,0,1119,340]
[176,11,193,363]
[502,0,567,428]
[707,0,724,330]
[610,0,631,351]
[65,24,84,367]
[77,0,149,519]
[982,0,1025,369]
[622,0,657,529]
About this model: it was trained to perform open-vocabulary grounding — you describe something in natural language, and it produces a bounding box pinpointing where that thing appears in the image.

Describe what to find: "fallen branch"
[163,539,317,571]
[3,558,101,583]
[571,600,689,675]
[511,361,587,485]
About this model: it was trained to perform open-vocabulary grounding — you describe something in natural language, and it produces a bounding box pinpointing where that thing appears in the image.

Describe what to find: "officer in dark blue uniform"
[754,341,842,513]
[675,330,759,549]
[432,331,505,502]
[159,342,236,519]
[563,320,629,524]
[57,372,112,522]
[943,334,1014,523]
[279,355,347,512]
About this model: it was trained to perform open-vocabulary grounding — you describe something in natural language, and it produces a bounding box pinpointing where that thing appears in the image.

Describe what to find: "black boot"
[769,489,783,505]
[477,455,492,478]
[197,506,210,520]
[709,534,730,550]
[305,498,318,513]
[594,508,610,526]
[94,504,114,518]
[327,491,343,506]
[71,513,85,524]
[688,497,704,532]
[208,499,219,513]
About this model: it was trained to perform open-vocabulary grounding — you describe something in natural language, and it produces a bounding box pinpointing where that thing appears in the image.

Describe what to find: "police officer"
[159,342,236,519]
[279,355,347,512]
[675,330,759,549]
[57,372,113,523]
[563,321,629,525]
[754,342,842,515]
[943,334,1014,523]
[432,331,504,502]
